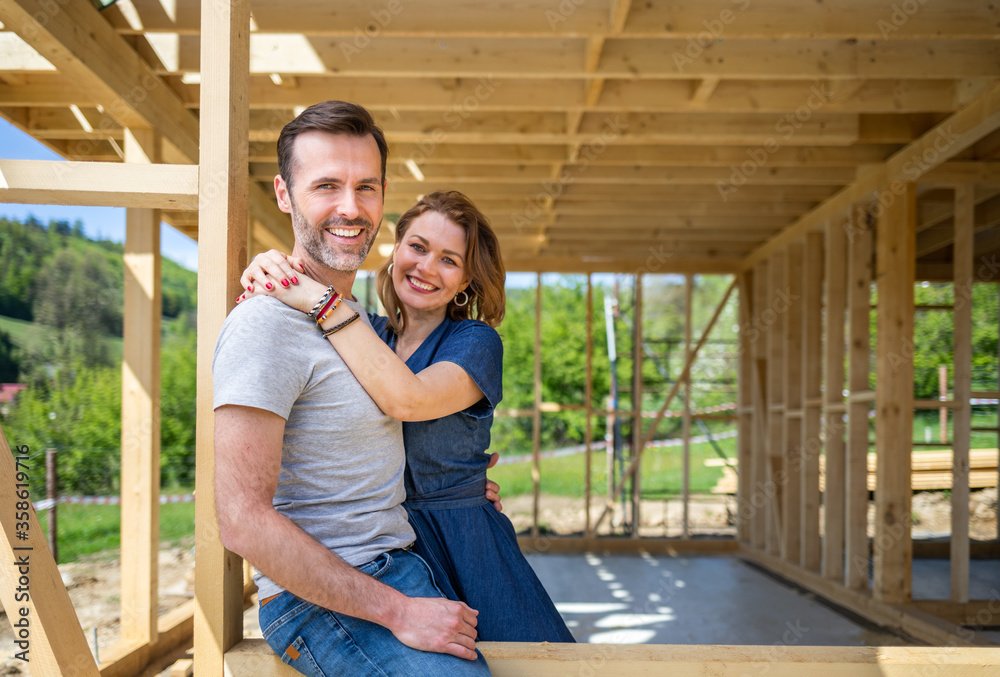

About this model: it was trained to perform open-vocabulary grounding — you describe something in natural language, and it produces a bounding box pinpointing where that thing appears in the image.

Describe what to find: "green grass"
[35,491,195,564]
[911,411,999,450]
[0,314,123,362]
[489,436,734,499]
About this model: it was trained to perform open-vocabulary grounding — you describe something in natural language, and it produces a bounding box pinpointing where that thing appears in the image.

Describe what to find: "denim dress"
[370,315,575,643]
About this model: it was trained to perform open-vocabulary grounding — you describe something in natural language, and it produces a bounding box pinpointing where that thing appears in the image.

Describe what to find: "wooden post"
[846,208,872,590]
[823,219,848,581]
[121,127,161,648]
[736,269,755,544]
[939,365,949,445]
[45,448,57,564]
[782,243,803,564]
[0,427,99,675]
[585,275,594,538]
[801,231,824,572]
[682,274,693,539]
[532,274,542,538]
[951,184,973,603]
[193,0,251,672]
[873,182,916,605]
[767,252,787,557]
[632,274,643,538]
[751,262,769,550]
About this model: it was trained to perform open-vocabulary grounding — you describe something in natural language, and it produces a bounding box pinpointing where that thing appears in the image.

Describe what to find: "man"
[213,101,491,675]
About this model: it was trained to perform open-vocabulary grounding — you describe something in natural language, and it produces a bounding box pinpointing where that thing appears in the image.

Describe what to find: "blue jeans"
[259,549,491,677]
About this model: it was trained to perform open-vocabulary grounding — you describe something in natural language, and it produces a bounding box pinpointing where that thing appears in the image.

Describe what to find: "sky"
[0,118,200,271]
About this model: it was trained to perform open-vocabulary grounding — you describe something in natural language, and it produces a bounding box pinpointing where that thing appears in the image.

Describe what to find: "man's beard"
[289,200,379,272]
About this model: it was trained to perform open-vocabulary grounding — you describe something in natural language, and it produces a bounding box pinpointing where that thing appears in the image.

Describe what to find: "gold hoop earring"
[454,290,470,307]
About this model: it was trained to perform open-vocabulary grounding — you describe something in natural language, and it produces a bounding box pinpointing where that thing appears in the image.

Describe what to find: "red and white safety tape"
[33,494,194,511]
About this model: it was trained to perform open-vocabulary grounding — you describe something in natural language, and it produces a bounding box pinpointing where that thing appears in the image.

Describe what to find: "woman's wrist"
[317,297,356,330]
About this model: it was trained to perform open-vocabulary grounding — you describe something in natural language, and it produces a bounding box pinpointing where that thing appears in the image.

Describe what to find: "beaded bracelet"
[307,286,338,319]
[321,311,361,337]
[315,294,343,324]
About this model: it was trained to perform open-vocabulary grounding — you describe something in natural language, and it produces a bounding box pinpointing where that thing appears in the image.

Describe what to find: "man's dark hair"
[276,101,389,189]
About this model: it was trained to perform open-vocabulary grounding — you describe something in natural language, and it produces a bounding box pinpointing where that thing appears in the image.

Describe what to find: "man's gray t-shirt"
[213,295,415,600]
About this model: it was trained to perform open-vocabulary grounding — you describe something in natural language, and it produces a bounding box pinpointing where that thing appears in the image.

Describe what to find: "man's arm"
[213,404,480,659]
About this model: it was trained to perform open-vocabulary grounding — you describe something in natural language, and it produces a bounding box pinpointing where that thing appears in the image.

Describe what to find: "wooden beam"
[120,128,161,649]
[0,426,99,674]
[766,253,786,558]
[782,244,803,564]
[0,159,198,209]
[192,0,250,674]
[873,183,916,605]
[801,232,823,572]
[736,269,754,544]
[223,638,1000,676]
[951,184,973,603]
[584,276,594,539]
[681,275,693,539]
[846,210,872,591]
[532,274,542,538]
[822,220,847,581]
[632,273,643,538]
[0,0,199,160]
[743,81,1000,269]
[750,262,769,551]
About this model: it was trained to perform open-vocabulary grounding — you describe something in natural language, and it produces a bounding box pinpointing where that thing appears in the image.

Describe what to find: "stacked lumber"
[709,449,998,494]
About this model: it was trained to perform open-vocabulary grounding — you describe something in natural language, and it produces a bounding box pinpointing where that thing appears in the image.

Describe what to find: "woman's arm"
[239,251,485,422]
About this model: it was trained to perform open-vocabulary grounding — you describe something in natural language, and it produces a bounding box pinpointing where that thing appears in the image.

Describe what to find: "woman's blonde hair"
[378,190,506,334]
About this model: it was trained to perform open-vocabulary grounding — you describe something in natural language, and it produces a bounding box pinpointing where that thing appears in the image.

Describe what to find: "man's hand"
[388,596,480,660]
[485,452,502,512]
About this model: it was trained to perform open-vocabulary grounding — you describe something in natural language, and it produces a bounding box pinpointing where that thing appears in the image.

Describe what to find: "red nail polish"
[266,282,273,290]
[248,285,253,292]
[281,279,289,287]
[291,277,298,285]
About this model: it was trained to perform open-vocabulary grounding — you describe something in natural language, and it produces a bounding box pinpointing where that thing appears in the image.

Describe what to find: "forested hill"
[0,215,197,381]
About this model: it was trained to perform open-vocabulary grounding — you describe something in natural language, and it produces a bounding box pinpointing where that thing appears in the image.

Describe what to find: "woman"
[238,190,574,643]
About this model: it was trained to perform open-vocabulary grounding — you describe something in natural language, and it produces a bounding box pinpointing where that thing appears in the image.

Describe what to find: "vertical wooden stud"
[951,184,973,603]
[783,243,804,563]
[532,274,542,538]
[121,127,161,647]
[632,274,644,538]
[846,208,872,591]
[585,275,594,538]
[873,182,915,604]
[767,253,787,556]
[737,269,755,544]
[193,0,251,672]
[801,231,824,572]
[823,219,848,580]
[751,261,770,550]
[682,274,693,539]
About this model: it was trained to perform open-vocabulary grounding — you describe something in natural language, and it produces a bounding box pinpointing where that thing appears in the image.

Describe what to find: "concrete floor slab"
[526,553,908,646]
